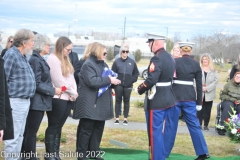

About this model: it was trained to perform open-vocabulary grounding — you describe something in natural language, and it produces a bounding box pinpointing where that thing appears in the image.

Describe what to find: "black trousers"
[76,118,105,158]
[46,99,72,135]
[197,97,213,127]
[114,85,132,118]
[220,100,240,126]
[22,110,44,157]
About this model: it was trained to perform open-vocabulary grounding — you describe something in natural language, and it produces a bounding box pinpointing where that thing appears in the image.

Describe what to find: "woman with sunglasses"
[112,43,139,125]
[73,42,120,160]
[1,36,13,57]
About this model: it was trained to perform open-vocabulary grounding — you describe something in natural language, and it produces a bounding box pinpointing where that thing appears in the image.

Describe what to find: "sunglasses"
[104,52,107,56]
[9,41,13,43]
[122,50,129,53]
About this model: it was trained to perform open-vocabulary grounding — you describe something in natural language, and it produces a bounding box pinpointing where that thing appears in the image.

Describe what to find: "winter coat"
[69,51,79,68]
[220,79,240,103]
[0,56,14,140]
[112,57,139,88]
[28,51,55,111]
[173,54,202,105]
[202,70,218,101]
[74,58,85,86]
[73,55,113,120]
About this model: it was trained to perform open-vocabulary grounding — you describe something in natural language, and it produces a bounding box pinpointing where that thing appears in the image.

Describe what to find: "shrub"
[134,49,142,63]
[134,100,144,108]
[106,47,114,61]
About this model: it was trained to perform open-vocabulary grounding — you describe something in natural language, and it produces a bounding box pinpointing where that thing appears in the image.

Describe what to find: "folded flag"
[98,67,118,97]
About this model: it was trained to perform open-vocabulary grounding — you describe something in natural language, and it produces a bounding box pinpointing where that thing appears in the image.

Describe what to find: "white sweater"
[47,53,77,101]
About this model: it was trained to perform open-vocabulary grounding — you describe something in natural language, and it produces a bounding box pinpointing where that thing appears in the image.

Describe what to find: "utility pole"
[118,28,123,43]
[123,17,126,43]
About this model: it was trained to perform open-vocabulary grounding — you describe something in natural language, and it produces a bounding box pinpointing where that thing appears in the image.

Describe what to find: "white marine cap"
[178,42,195,48]
[146,33,166,43]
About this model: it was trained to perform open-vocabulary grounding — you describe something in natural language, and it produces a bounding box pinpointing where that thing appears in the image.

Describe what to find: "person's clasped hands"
[55,87,62,96]
[109,76,121,85]
[69,93,78,101]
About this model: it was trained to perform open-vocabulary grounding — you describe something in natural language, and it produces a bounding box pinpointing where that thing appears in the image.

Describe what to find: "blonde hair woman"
[73,42,120,159]
[197,53,218,131]
[171,44,181,58]
[45,36,78,160]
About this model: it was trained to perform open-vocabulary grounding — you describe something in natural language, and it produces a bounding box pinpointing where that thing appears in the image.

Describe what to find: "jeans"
[4,98,30,160]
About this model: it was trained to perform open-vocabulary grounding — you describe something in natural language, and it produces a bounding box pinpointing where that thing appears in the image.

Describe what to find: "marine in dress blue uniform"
[136,33,177,160]
[164,42,210,160]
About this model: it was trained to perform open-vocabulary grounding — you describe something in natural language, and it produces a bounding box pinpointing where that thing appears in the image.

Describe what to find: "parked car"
[138,66,148,80]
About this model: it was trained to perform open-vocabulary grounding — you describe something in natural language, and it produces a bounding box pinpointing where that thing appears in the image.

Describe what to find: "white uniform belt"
[156,82,171,86]
[173,80,193,85]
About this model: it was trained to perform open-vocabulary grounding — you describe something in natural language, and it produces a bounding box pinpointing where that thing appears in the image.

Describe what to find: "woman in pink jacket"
[45,36,78,160]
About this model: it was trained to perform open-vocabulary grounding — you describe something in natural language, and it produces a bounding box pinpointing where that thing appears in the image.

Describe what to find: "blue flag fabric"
[98,67,118,97]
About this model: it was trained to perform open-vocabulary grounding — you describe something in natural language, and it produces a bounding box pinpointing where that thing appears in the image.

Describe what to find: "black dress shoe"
[195,154,210,160]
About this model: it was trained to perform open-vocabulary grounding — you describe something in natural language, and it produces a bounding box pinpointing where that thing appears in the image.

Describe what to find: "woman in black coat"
[0,56,14,142]
[73,42,121,160]
[21,34,62,160]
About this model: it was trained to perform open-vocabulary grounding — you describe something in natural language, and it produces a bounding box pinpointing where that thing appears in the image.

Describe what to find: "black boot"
[44,134,57,160]
[54,133,61,160]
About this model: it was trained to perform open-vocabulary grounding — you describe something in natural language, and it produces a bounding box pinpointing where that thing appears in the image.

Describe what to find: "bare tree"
[192,30,240,68]
[173,32,182,43]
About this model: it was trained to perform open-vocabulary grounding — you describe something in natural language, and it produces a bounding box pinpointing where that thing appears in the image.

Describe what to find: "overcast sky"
[0,0,240,40]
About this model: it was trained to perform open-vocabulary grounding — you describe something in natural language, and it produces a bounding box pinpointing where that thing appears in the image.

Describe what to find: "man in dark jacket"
[68,50,79,117]
[136,33,177,160]
[69,51,79,69]
[0,56,14,143]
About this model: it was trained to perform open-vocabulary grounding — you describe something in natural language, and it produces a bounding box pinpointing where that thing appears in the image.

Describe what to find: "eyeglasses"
[65,48,72,52]
[104,52,107,56]
[122,50,129,53]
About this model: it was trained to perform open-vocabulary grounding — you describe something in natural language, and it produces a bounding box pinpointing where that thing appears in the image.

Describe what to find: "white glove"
[135,87,140,95]
[148,85,156,100]
[196,105,202,111]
